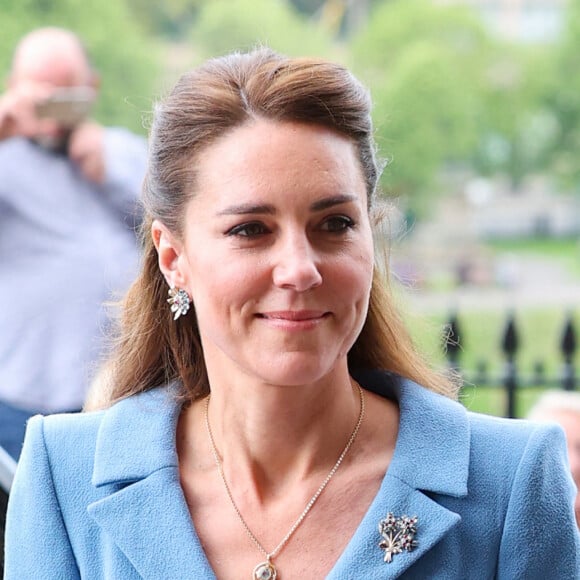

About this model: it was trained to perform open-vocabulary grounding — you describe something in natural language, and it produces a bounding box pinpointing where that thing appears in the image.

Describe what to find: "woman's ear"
[151,219,187,288]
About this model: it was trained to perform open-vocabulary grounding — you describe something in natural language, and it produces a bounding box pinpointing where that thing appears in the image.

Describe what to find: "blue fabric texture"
[5,372,580,579]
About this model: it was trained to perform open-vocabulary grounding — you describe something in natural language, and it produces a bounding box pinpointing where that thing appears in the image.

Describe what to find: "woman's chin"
[251,353,343,388]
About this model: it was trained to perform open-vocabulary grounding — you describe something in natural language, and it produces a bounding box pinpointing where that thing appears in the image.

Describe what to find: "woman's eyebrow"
[310,194,357,211]
[216,203,275,216]
[216,194,358,216]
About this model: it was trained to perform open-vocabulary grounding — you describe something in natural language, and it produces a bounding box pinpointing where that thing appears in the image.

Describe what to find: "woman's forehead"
[193,119,363,190]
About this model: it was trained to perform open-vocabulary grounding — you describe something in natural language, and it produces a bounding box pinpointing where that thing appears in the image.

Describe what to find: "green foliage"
[288,0,326,17]
[371,41,481,201]
[125,0,203,39]
[352,0,490,70]
[3,0,575,195]
[190,0,335,59]
[540,0,580,191]
[471,43,558,187]
[350,0,493,214]
[0,0,163,134]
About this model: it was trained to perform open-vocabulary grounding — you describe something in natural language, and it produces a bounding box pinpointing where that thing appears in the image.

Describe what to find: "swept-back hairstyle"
[98,48,457,408]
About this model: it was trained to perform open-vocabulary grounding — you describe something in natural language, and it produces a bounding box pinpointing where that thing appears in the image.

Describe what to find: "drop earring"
[167,287,191,320]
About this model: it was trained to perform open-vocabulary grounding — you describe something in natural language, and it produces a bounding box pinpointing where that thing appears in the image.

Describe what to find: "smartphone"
[35,87,96,127]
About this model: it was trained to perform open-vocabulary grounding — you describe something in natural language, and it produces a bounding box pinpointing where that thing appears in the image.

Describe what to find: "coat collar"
[91,372,471,494]
[88,385,216,578]
[352,369,470,497]
[330,369,470,577]
[91,385,181,487]
[88,372,471,578]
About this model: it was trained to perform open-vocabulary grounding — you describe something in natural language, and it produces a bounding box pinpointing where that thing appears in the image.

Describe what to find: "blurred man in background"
[0,27,146,460]
[528,390,580,527]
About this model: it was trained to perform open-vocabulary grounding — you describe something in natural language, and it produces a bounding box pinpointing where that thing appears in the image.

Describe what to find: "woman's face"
[155,119,374,387]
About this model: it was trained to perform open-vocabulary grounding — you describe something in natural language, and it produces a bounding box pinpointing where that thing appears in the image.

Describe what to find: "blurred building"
[437,0,568,43]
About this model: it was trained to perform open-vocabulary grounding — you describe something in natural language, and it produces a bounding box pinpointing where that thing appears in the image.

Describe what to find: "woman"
[5,49,579,579]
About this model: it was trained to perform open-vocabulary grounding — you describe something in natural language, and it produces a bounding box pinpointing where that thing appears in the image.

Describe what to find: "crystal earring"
[167,287,191,320]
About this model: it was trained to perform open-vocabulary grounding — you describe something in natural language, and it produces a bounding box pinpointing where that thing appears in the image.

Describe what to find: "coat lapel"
[328,475,462,578]
[87,468,215,578]
[86,373,471,579]
[328,371,471,578]
[87,386,217,579]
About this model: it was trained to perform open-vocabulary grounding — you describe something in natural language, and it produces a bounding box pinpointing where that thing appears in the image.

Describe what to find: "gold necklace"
[204,383,365,580]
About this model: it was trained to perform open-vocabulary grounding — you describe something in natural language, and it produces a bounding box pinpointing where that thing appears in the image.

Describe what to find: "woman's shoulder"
[366,369,564,443]
[358,369,568,472]
[26,408,105,456]
[466,409,564,449]
[465,408,568,472]
[38,405,106,428]
[26,386,178,461]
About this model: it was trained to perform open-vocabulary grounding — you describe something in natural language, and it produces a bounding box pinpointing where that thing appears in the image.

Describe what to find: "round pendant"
[253,560,277,580]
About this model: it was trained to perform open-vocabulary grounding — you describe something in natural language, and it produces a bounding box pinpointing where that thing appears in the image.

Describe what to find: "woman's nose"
[272,235,322,292]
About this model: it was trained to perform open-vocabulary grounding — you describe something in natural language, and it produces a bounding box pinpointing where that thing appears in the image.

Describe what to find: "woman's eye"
[226,222,269,238]
[321,215,355,233]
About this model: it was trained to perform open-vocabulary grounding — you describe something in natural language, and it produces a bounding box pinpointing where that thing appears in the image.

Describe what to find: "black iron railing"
[444,311,577,418]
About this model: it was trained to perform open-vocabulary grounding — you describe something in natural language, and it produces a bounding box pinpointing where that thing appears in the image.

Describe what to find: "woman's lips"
[257,310,330,329]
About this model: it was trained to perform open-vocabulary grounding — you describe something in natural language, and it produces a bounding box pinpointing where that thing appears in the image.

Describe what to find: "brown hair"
[97,48,457,409]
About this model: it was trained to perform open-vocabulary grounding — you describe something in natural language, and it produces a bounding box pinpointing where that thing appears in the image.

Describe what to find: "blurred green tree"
[124,0,373,43]
[0,0,162,134]
[126,0,203,39]
[473,44,557,188]
[350,0,493,214]
[289,0,326,16]
[289,0,373,39]
[541,0,580,191]
[190,0,335,59]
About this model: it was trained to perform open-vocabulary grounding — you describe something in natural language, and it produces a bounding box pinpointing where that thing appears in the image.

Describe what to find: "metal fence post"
[444,311,462,373]
[440,308,577,417]
[501,312,519,418]
[560,313,577,391]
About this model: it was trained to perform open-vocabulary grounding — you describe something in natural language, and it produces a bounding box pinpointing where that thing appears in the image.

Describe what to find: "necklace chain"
[204,383,365,567]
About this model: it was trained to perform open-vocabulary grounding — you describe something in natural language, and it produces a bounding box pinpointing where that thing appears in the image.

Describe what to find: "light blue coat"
[5,371,580,579]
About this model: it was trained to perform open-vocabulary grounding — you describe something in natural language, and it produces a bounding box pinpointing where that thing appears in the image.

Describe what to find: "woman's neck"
[179,367,362,503]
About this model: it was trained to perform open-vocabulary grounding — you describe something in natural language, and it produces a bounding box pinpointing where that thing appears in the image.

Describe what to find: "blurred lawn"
[403,306,579,418]
[487,236,580,278]
[459,385,550,419]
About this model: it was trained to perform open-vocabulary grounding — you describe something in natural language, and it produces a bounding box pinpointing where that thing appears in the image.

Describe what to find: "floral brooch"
[378,513,418,563]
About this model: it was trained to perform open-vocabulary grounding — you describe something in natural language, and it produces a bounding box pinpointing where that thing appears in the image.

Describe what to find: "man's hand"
[67,121,106,184]
[0,82,58,141]
[1,82,107,184]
